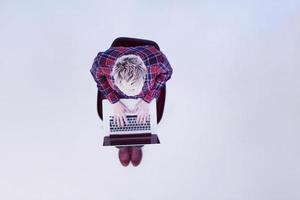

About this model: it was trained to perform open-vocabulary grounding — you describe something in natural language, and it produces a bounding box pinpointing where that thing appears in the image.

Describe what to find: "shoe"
[118,147,130,167]
[130,146,143,167]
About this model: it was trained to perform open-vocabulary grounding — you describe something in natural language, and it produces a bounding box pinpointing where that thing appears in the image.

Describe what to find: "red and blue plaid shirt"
[90,45,173,104]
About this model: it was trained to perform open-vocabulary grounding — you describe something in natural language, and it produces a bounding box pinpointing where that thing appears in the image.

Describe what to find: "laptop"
[102,98,160,146]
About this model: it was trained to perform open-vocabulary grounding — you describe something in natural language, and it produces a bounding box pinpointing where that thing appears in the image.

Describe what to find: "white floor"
[0,1,300,199]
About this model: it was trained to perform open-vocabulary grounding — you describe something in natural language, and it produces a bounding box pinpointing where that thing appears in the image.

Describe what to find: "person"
[90,44,173,167]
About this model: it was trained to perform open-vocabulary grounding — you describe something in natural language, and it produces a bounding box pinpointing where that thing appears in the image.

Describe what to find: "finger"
[140,114,145,124]
[116,116,119,127]
[122,115,128,125]
[113,116,117,125]
[146,114,149,123]
[119,116,123,127]
[120,117,124,127]
[142,114,146,124]
[139,114,143,124]
[118,116,122,127]
[114,116,117,126]
[120,115,124,127]
[139,114,144,124]
[141,115,145,124]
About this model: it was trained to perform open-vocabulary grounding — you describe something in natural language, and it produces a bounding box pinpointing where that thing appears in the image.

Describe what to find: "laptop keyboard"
[109,115,151,133]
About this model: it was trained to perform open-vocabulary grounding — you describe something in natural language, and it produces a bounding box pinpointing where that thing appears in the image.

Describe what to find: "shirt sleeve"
[90,52,120,104]
[142,52,173,103]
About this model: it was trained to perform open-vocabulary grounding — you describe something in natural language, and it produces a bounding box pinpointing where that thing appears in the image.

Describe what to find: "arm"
[142,53,173,103]
[90,53,120,104]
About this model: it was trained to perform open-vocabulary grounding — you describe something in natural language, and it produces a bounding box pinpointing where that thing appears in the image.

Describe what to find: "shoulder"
[97,47,125,61]
[94,47,127,68]
[135,45,165,66]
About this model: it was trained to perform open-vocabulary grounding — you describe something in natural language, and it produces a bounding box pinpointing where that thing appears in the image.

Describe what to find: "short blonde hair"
[112,54,146,96]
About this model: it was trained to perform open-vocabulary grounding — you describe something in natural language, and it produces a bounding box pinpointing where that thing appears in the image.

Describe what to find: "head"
[111,54,146,96]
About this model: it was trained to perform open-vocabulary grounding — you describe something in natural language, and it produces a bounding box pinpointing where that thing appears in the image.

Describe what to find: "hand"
[134,99,150,124]
[112,101,130,127]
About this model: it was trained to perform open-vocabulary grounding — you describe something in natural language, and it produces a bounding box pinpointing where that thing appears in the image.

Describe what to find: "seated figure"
[90,37,173,167]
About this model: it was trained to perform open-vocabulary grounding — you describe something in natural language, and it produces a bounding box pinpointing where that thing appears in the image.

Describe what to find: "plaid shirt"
[90,45,173,104]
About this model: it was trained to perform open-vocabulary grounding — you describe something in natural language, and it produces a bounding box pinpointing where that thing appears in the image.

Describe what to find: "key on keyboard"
[109,115,151,133]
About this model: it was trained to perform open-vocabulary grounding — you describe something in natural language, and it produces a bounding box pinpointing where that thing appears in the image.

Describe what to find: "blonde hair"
[112,54,146,96]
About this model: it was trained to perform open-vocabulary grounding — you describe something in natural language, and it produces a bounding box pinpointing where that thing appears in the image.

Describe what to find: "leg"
[117,145,144,167]
[130,146,143,167]
[118,146,131,167]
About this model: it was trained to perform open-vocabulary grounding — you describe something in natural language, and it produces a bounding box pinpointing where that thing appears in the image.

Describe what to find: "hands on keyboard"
[109,115,151,133]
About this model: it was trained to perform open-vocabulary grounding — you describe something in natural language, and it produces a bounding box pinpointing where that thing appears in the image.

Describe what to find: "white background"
[0,0,300,199]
